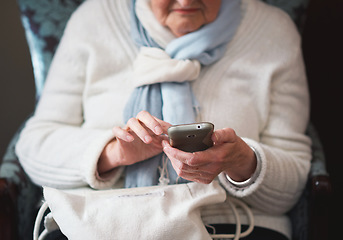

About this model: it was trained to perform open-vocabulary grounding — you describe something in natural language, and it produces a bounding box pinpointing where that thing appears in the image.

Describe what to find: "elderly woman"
[16,0,311,239]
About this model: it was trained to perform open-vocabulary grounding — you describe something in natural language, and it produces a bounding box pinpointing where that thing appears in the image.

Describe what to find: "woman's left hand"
[162,128,257,184]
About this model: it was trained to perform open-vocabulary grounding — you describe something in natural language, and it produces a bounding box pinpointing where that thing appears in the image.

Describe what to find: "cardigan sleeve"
[15,0,123,190]
[219,45,312,214]
[218,5,312,215]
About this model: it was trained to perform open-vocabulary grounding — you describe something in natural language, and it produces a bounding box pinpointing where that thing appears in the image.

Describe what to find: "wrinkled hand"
[98,111,171,174]
[162,128,257,184]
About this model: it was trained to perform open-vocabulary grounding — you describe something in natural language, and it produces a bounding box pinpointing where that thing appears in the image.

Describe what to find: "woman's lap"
[42,224,288,240]
[206,224,289,240]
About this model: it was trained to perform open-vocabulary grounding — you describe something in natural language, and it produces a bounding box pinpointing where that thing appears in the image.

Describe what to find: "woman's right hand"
[97,111,171,174]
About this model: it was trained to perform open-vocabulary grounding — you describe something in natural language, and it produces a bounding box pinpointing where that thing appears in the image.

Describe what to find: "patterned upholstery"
[0,0,315,239]
[1,1,85,238]
[17,0,85,99]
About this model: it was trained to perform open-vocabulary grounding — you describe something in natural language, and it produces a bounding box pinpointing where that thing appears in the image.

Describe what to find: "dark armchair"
[0,0,332,239]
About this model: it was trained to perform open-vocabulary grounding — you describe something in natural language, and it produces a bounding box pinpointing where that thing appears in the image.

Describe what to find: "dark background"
[302,0,343,239]
[1,0,342,239]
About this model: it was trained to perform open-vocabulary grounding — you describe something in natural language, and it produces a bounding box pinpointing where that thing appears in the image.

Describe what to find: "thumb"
[212,128,237,145]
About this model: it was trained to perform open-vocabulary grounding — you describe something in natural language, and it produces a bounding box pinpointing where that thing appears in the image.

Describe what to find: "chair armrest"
[0,178,17,240]
[306,123,332,240]
[0,124,42,240]
[307,123,332,195]
[308,175,332,240]
[0,127,24,240]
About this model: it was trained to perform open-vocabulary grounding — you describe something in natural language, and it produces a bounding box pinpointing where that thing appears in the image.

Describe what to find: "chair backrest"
[263,0,310,28]
[17,0,309,99]
[17,0,85,99]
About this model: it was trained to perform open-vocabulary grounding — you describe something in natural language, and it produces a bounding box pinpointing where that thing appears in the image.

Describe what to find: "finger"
[136,111,164,135]
[163,140,213,167]
[126,117,153,144]
[153,117,172,134]
[162,140,198,165]
[168,157,197,181]
[171,159,213,182]
[212,128,237,145]
[169,158,214,183]
[112,126,134,142]
[168,155,213,175]
[163,141,215,177]
[169,157,198,175]
[193,178,214,184]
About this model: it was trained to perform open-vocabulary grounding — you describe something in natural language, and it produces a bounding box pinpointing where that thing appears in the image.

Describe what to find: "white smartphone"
[167,122,214,153]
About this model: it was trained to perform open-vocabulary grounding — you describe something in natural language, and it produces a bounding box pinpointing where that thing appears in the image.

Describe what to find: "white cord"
[210,198,254,239]
[231,198,254,238]
[158,154,170,186]
[33,201,49,240]
[38,229,49,240]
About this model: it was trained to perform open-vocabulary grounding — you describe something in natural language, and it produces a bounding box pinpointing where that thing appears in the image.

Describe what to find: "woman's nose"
[176,0,195,7]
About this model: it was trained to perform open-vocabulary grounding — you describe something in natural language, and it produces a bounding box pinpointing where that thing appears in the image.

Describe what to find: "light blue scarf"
[124,0,241,188]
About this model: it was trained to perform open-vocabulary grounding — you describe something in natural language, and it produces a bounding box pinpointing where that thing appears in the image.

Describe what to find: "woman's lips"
[172,8,200,14]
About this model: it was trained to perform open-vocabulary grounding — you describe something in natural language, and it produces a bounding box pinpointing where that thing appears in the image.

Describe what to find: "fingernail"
[213,133,219,142]
[144,135,152,143]
[154,126,163,135]
[126,135,134,142]
[162,140,170,150]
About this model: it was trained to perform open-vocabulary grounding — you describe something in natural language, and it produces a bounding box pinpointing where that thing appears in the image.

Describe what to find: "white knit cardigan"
[16,0,311,237]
